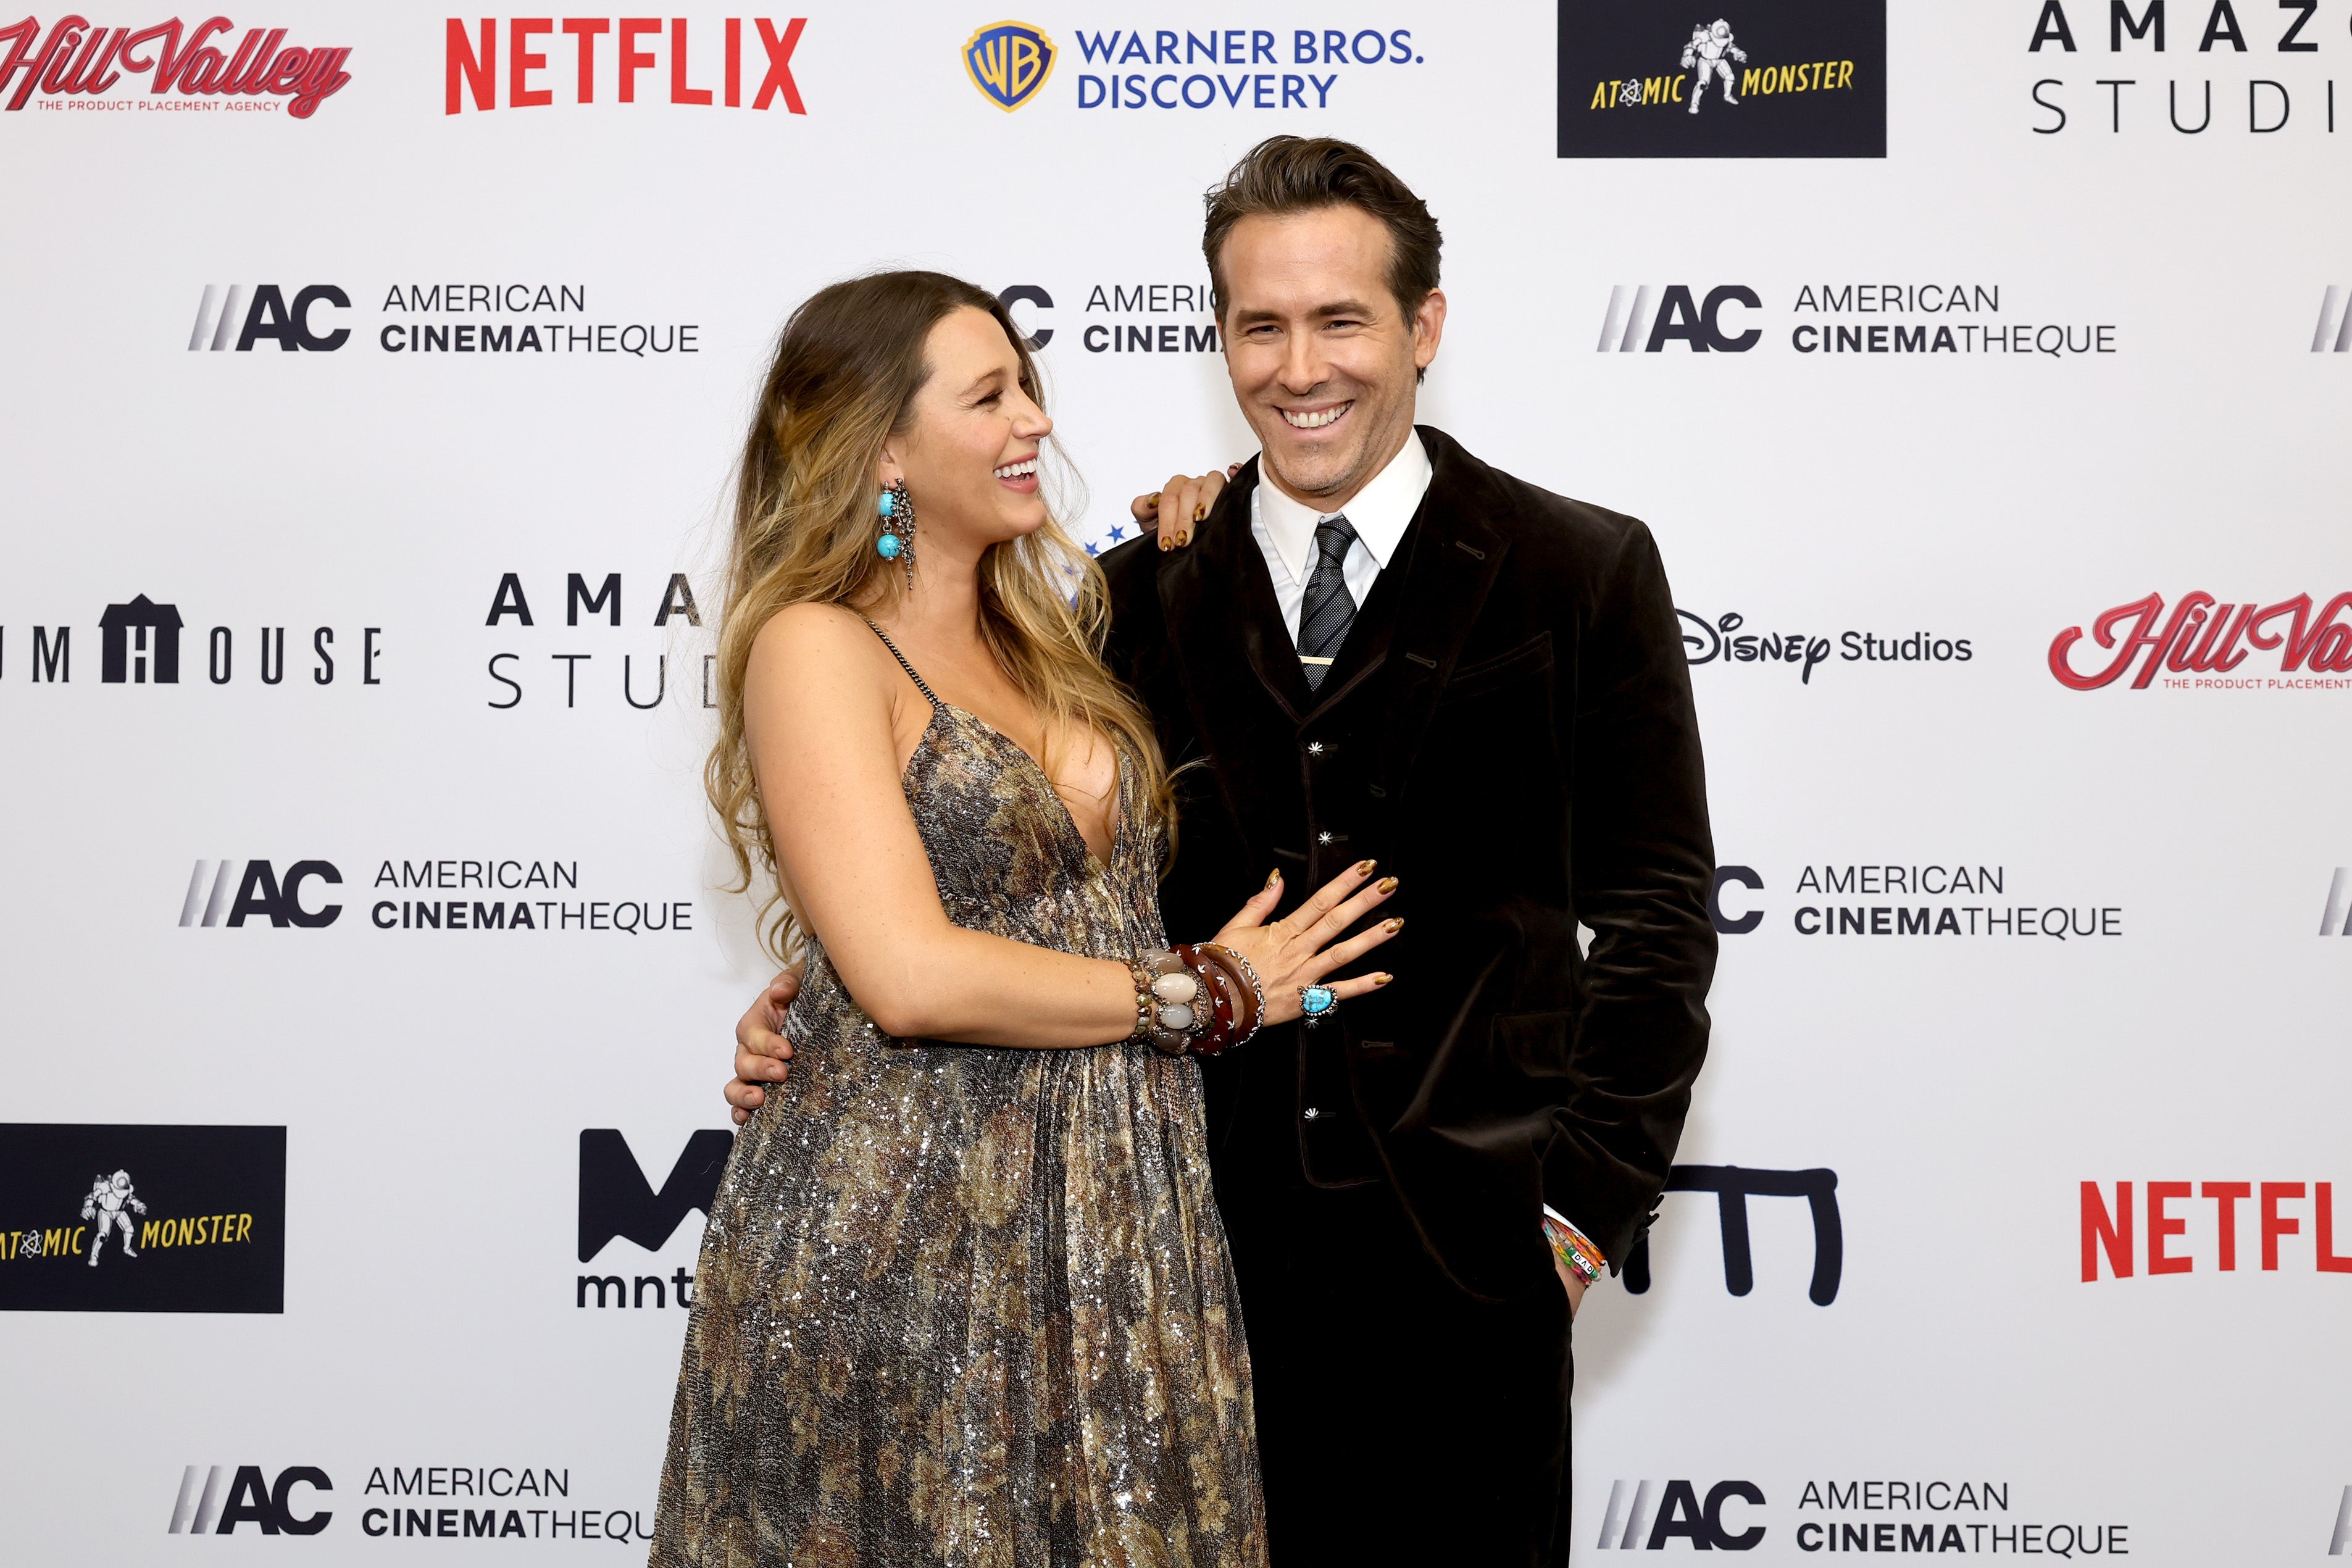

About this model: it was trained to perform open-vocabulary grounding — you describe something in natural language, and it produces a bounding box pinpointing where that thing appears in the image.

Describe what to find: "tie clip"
[1299,656,1335,665]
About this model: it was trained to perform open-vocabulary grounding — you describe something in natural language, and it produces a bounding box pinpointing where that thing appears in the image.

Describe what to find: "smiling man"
[729,137,1717,1564]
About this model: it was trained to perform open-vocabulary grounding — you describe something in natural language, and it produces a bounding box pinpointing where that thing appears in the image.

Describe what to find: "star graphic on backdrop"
[1107,524,1127,543]
[1085,542,1100,556]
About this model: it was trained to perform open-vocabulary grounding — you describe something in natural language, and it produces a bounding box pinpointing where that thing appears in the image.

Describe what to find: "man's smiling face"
[1217,204,1445,511]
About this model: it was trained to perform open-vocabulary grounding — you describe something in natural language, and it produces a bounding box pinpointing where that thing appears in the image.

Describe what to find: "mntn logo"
[965,21,1055,110]
[180,860,343,928]
[1596,1480,1765,1551]
[188,285,349,351]
[577,1128,730,1308]
[169,1464,332,1535]
[1598,285,1761,351]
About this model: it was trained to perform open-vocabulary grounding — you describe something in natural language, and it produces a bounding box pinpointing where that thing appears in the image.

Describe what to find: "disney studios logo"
[963,22,1055,110]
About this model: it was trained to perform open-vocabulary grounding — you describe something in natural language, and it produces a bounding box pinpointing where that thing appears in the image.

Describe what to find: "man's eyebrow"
[1227,298,1382,325]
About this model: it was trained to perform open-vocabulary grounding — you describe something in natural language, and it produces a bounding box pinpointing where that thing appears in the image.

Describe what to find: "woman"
[654,271,1401,1566]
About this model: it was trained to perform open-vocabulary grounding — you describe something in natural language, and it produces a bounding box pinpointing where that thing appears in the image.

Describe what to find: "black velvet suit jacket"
[1100,427,1716,1301]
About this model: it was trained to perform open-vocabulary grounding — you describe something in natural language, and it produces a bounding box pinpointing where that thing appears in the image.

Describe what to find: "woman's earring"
[875,480,915,589]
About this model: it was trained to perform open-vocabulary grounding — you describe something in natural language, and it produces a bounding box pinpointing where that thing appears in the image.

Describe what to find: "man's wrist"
[1541,1206,1606,1287]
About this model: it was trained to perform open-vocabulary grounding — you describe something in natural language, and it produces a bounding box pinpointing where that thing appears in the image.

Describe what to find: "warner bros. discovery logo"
[964,21,1054,111]
[1620,1164,1844,1306]
[575,1128,730,1309]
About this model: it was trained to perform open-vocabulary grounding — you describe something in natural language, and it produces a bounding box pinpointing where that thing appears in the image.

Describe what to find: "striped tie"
[1298,514,1357,693]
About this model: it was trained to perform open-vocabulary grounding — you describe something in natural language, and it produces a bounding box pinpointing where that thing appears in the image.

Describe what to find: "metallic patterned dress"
[653,652,1266,1568]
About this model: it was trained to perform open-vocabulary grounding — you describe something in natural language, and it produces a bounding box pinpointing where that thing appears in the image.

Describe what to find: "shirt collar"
[1251,429,1433,586]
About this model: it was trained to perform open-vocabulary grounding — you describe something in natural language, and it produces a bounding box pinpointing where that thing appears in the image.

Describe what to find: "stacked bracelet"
[1543,1212,1606,1287]
[1191,943,1265,1054]
[1134,948,1209,1055]
[1129,945,1267,1057]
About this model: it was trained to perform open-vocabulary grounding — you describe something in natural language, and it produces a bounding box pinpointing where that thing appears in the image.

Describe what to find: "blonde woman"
[654,272,1400,1566]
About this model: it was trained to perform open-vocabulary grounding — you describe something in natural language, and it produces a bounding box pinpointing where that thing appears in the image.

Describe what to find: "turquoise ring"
[1298,985,1338,1025]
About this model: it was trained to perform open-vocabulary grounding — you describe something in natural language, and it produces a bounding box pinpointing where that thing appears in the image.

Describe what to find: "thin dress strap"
[861,617,941,707]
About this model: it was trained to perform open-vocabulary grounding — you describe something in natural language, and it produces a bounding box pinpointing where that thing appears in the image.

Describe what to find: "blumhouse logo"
[2315,288,2352,353]
[187,284,350,351]
[2324,869,2352,935]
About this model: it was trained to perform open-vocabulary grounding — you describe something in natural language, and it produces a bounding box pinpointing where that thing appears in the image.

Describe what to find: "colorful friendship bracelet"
[1543,1212,1606,1287]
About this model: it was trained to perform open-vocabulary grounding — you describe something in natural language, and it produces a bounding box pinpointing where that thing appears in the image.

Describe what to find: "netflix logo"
[2080,1180,2352,1281]
[443,17,805,114]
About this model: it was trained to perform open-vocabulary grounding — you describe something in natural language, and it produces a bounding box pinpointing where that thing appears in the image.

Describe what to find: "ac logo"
[180,861,343,928]
[1595,1479,1766,1551]
[169,1464,332,1535]
[2323,869,2352,936]
[188,284,350,352]
[2316,289,2352,353]
[964,21,1056,111]
[1597,284,1762,351]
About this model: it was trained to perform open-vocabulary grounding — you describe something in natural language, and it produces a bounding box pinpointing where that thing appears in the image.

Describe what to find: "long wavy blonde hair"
[707,270,1172,963]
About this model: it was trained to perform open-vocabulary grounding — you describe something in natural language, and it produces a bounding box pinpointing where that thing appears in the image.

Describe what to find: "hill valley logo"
[0,1124,285,1312]
[964,21,1056,110]
[1558,0,1885,157]
[0,16,352,117]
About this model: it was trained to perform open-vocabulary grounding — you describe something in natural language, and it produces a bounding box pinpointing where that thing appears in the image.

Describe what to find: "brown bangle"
[1190,943,1264,1054]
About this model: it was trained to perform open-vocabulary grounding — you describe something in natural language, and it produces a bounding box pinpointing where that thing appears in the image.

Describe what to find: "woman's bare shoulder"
[748,602,886,683]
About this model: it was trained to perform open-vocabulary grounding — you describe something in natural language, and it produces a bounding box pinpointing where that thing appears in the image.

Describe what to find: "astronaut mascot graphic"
[81,1170,147,1266]
[1682,19,1746,113]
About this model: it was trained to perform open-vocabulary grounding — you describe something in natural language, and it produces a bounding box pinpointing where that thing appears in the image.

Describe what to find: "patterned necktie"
[1297,514,1358,693]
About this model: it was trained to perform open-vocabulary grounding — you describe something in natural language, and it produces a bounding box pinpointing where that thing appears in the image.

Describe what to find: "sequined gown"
[653,646,1266,1568]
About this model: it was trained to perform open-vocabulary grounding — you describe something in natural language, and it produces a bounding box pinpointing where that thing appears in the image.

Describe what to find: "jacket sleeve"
[1541,517,1717,1272]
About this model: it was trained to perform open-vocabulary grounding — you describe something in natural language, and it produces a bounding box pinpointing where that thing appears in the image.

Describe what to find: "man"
[728,136,1715,1564]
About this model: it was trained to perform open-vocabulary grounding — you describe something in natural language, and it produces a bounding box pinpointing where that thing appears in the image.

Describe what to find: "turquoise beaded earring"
[875,479,915,589]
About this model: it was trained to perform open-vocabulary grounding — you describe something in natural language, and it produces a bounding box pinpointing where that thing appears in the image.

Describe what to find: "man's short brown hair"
[1202,136,1443,325]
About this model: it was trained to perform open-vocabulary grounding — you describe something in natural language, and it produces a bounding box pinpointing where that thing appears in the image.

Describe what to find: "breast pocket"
[1440,632,1554,704]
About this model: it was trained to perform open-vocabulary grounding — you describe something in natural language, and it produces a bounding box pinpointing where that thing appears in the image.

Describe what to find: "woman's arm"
[748,603,1401,1048]
[746,603,1147,1048]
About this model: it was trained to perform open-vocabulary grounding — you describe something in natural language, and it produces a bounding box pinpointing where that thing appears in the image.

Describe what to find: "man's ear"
[1412,289,1448,372]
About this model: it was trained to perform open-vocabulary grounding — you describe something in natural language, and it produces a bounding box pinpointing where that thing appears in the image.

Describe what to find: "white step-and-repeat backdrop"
[5,1,2348,1561]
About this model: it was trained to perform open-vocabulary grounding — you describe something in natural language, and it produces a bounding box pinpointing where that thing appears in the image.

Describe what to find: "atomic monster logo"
[80,1171,147,1266]
[1681,20,1746,112]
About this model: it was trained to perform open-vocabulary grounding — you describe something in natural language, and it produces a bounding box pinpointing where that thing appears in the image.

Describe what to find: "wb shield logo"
[964,21,1056,111]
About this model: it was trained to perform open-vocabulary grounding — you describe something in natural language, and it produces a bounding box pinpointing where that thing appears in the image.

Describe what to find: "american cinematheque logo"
[1556,0,1885,157]
[0,17,352,117]
[0,1125,286,1312]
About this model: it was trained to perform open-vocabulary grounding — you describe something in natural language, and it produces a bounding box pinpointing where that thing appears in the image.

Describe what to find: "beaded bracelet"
[1135,948,1209,1055]
[1543,1212,1606,1287]
[1123,960,1158,1047]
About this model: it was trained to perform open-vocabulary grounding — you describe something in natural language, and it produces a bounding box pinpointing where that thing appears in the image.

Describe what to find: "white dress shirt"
[1248,429,1434,649]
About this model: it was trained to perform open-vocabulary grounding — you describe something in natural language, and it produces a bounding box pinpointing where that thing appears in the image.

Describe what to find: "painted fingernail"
[1174,530,1191,547]
[1355,859,1377,875]
[1192,503,1208,523]
[1159,538,1172,552]
[1376,877,1399,895]
[1375,972,1394,986]
[1146,491,1161,508]
[1383,917,1404,933]
[1266,868,1282,890]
